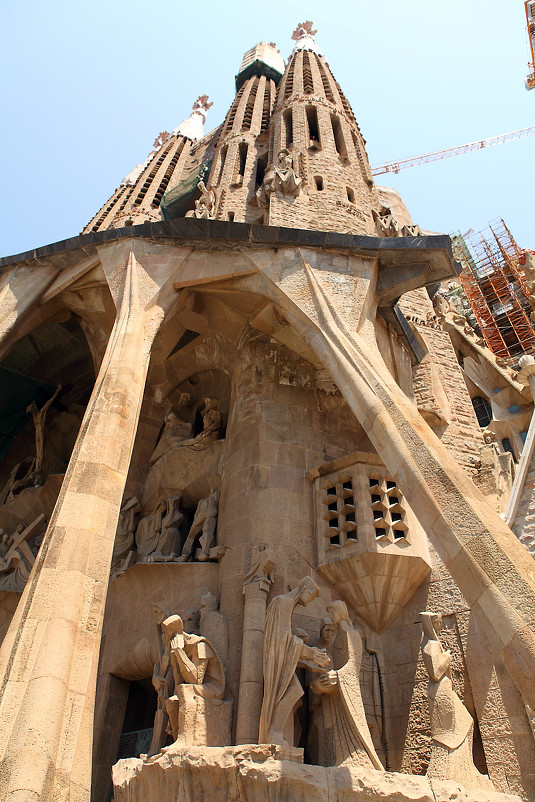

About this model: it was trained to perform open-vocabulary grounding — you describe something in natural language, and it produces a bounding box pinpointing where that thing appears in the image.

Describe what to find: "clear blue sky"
[1,0,533,257]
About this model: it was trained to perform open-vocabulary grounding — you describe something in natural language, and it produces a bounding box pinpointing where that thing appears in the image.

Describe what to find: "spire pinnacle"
[173,95,213,141]
[291,20,323,56]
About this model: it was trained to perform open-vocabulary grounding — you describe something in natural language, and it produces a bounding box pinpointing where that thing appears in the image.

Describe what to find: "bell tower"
[207,43,284,223]
[264,22,378,233]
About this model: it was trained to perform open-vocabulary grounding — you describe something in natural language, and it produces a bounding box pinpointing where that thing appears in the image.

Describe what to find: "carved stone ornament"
[185,180,217,220]
[420,611,494,790]
[259,576,330,745]
[160,613,231,748]
[308,600,383,769]
[178,488,219,562]
[256,149,302,209]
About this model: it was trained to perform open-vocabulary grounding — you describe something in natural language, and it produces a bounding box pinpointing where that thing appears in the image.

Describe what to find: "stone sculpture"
[147,603,173,758]
[161,613,231,746]
[200,592,228,669]
[178,488,219,562]
[149,495,184,560]
[257,148,302,209]
[258,576,330,745]
[420,611,494,790]
[134,500,166,558]
[185,179,216,220]
[112,496,141,571]
[0,514,46,592]
[26,383,62,485]
[149,393,193,464]
[309,600,383,769]
[179,396,222,451]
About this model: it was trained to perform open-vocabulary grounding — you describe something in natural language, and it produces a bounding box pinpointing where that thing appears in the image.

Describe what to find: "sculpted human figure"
[187,179,216,219]
[420,611,493,790]
[179,397,222,451]
[178,489,219,562]
[135,500,166,558]
[149,393,192,464]
[161,613,227,745]
[257,148,302,209]
[151,496,184,560]
[26,384,62,482]
[258,576,330,745]
[147,603,173,758]
[310,600,383,769]
[112,497,141,569]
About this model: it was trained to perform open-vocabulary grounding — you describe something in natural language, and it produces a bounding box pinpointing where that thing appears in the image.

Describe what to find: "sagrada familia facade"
[1,22,535,802]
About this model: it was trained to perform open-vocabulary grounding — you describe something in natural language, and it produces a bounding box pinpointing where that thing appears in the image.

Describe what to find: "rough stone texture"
[112,745,520,802]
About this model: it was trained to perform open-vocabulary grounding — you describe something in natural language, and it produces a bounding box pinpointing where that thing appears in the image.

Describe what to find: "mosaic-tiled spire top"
[291,20,323,56]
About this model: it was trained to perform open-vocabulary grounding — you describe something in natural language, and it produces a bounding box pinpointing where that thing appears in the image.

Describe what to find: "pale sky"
[1,0,533,257]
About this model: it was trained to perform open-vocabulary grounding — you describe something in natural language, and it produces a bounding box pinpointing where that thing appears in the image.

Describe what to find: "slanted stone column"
[244,247,535,711]
[235,547,275,745]
[0,242,183,801]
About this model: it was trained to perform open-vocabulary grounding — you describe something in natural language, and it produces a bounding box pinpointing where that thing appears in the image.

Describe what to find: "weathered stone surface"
[112,745,520,802]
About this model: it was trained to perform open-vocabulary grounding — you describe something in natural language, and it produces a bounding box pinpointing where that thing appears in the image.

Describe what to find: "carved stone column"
[0,242,182,801]
[235,547,275,745]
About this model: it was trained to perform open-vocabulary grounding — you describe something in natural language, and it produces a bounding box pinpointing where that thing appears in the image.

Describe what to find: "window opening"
[330,114,348,162]
[306,105,320,148]
[472,396,492,428]
[314,176,324,191]
[283,109,293,148]
[346,186,355,203]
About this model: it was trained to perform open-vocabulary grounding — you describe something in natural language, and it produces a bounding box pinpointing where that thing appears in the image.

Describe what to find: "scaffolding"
[451,219,535,361]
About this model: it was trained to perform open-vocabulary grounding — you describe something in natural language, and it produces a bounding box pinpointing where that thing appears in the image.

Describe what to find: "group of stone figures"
[185,149,302,221]
[112,489,220,574]
[142,575,492,789]
[150,394,222,462]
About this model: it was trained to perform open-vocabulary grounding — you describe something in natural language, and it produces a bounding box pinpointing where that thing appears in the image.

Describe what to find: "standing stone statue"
[257,148,302,209]
[310,600,383,769]
[420,611,494,790]
[147,603,173,758]
[258,576,330,745]
[161,613,231,746]
[178,489,219,562]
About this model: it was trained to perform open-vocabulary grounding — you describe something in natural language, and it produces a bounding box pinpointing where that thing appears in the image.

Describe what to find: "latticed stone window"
[309,453,431,632]
[320,465,410,552]
[367,474,408,543]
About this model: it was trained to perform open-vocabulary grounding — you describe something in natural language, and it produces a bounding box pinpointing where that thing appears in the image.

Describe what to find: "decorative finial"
[153,131,170,150]
[290,21,323,56]
[291,21,317,41]
[173,96,212,141]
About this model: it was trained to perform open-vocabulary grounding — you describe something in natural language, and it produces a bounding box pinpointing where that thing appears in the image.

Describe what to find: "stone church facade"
[0,23,534,802]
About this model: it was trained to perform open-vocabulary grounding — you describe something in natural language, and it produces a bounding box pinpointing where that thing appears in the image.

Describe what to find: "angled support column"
[248,251,535,710]
[0,241,183,801]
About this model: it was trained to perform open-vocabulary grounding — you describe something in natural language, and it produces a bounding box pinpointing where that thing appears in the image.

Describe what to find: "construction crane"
[526,1,535,90]
[371,126,535,176]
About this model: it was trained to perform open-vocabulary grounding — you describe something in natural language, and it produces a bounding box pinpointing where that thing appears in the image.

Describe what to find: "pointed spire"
[172,95,214,140]
[291,20,323,56]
